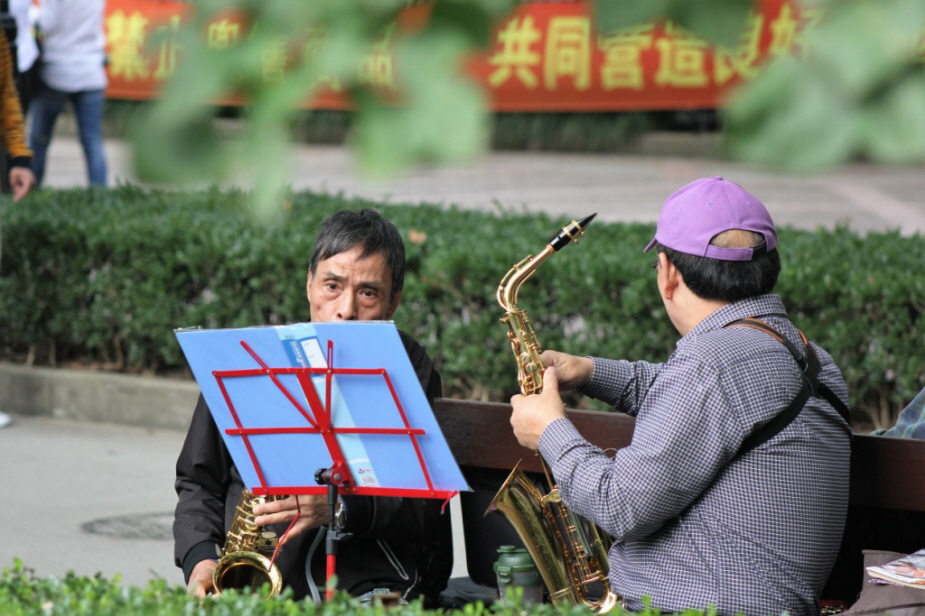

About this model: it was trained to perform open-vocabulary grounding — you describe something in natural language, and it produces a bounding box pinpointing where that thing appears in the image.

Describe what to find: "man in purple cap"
[507,177,852,616]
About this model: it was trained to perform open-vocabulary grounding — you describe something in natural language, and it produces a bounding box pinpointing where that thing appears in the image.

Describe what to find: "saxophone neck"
[497,247,555,312]
[498,213,596,311]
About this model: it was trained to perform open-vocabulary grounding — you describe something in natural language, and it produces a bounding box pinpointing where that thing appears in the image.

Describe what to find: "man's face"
[306,246,401,323]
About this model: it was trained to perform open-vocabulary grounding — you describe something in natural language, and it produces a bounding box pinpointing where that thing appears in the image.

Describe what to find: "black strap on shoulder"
[726,318,850,457]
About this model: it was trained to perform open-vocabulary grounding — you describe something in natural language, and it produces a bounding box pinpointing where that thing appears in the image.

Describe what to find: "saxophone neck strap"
[725,318,850,458]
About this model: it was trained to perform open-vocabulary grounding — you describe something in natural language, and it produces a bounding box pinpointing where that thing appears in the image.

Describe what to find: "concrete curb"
[0,362,199,432]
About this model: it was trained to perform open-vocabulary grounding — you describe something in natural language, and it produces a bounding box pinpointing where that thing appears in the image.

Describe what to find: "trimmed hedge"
[0,559,785,616]
[0,186,922,429]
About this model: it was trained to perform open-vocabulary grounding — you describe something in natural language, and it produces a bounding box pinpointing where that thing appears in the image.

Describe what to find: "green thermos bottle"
[494,545,543,605]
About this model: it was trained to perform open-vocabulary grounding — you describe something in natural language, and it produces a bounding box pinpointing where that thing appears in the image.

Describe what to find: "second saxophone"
[490,214,620,613]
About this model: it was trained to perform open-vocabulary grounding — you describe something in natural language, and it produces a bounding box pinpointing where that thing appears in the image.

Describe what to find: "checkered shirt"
[539,294,851,616]
[875,387,925,439]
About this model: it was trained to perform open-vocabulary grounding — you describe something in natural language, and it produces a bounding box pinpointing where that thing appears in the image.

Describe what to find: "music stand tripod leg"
[315,465,350,601]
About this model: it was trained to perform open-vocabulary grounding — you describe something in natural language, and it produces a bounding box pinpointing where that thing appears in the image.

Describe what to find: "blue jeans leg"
[72,89,107,186]
[28,85,68,186]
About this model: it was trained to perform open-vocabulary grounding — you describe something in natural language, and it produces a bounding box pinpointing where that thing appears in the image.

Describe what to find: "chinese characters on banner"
[104,0,826,111]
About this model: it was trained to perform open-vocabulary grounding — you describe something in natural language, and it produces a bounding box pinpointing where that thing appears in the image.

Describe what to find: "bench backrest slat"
[433,398,925,512]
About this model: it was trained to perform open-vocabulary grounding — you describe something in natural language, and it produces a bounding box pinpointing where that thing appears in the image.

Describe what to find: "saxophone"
[489,214,620,613]
[212,488,286,597]
[496,214,596,395]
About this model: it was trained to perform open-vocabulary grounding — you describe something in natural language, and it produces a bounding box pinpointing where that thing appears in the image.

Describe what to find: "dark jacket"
[173,330,452,606]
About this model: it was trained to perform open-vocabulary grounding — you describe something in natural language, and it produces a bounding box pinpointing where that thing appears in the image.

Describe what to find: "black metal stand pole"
[314,465,348,601]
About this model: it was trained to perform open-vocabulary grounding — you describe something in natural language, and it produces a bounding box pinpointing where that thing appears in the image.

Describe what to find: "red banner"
[104,0,822,111]
[105,0,188,100]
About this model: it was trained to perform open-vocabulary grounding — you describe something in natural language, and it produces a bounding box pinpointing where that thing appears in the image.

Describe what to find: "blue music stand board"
[175,321,469,500]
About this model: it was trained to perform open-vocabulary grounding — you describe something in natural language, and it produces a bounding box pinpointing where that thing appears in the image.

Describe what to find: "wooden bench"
[433,398,925,606]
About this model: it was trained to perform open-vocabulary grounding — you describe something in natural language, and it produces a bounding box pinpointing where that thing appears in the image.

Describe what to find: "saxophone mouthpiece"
[549,213,597,251]
[578,213,597,229]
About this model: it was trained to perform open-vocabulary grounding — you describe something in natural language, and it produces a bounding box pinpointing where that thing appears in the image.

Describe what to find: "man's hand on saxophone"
[253,495,331,545]
[539,350,594,391]
[187,559,217,597]
[510,367,568,450]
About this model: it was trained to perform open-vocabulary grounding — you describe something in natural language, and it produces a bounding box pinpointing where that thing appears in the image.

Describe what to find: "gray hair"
[308,209,406,297]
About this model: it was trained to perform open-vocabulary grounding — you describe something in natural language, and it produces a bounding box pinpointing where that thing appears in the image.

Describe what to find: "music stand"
[176,321,469,598]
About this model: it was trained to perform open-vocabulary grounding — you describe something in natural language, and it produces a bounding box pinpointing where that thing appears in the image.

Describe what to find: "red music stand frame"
[211,338,454,598]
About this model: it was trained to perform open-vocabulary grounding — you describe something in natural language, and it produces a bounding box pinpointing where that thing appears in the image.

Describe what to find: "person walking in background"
[28,0,107,187]
[8,0,40,110]
[0,24,34,427]
[1,0,39,197]
[1,0,39,196]
[0,28,34,202]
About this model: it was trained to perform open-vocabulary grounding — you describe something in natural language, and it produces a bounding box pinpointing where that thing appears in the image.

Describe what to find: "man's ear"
[658,253,680,301]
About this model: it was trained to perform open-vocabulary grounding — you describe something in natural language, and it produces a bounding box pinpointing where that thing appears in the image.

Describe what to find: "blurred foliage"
[592,0,754,49]
[129,0,752,211]
[724,0,925,168]
[129,0,925,218]
[1,187,922,431]
[130,0,517,222]
[0,557,764,616]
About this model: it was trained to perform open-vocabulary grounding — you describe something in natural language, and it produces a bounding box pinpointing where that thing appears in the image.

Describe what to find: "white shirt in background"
[36,0,108,92]
[9,0,39,73]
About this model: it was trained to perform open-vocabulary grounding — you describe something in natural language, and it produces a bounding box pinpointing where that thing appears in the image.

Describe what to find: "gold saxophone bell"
[213,488,285,598]
[488,463,619,612]
[491,214,621,613]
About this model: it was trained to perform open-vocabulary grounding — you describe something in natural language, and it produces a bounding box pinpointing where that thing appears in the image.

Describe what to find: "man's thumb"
[543,366,559,393]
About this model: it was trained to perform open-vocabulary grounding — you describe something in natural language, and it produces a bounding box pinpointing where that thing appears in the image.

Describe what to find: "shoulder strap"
[726,318,850,457]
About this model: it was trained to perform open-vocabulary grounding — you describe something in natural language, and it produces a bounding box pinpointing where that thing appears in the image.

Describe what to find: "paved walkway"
[44,133,925,236]
[0,415,182,588]
[0,411,470,589]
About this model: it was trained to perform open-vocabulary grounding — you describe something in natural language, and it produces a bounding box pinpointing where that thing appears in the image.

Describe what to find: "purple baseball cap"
[643,176,777,261]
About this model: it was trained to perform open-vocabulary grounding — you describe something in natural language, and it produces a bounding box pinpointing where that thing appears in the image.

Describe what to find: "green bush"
[0,559,776,616]
[1,186,922,429]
